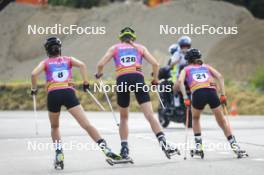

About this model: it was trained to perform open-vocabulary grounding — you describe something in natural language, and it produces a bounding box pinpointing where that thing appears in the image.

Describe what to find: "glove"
[83,83,90,92]
[183,96,191,107]
[151,80,159,86]
[220,95,227,105]
[95,73,103,79]
[31,88,38,96]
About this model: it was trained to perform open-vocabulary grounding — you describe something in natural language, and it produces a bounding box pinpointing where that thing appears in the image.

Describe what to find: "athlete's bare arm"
[178,69,188,98]
[142,46,160,81]
[209,66,225,95]
[96,46,115,76]
[71,57,89,84]
[31,61,45,89]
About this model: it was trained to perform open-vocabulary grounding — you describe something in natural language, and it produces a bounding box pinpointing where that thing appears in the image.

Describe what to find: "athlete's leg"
[68,105,121,159]
[118,106,130,158]
[212,106,232,137]
[191,107,203,150]
[119,106,129,141]
[192,107,202,134]
[68,105,101,142]
[140,102,162,134]
[48,112,61,147]
[211,105,247,156]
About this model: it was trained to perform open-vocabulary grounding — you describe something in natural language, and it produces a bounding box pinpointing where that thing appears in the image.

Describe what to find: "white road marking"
[251,158,264,162]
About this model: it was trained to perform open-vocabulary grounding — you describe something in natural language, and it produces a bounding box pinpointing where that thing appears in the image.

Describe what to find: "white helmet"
[168,43,179,55]
[177,36,192,48]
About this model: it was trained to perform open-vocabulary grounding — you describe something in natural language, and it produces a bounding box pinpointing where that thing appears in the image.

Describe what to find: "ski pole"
[32,95,39,135]
[86,89,105,111]
[184,106,190,160]
[155,87,165,109]
[99,79,119,127]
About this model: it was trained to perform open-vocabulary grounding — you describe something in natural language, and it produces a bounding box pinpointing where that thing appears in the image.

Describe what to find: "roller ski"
[103,146,128,166]
[54,150,64,170]
[190,144,204,159]
[159,136,181,159]
[231,143,248,159]
[106,144,134,166]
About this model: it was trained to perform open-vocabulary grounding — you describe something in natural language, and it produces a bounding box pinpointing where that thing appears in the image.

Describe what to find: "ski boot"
[159,137,181,159]
[190,143,204,159]
[120,145,130,159]
[54,150,64,170]
[231,143,248,159]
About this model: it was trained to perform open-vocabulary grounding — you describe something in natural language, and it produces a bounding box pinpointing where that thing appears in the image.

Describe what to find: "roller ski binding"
[159,137,181,159]
[190,142,204,159]
[54,150,64,170]
[103,146,127,166]
[106,145,134,166]
[231,143,248,159]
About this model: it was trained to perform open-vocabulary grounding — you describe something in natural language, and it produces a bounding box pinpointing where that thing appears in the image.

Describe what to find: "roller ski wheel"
[54,161,64,170]
[54,152,64,170]
[106,157,134,166]
[231,143,248,159]
[235,150,248,159]
[190,149,204,159]
[163,147,181,159]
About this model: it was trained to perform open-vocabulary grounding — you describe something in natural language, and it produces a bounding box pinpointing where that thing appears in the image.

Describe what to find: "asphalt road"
[0,111,263,175]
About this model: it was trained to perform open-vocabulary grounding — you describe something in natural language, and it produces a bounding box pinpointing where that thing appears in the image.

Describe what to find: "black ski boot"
[158,136,180,159]
[120,142,130,159]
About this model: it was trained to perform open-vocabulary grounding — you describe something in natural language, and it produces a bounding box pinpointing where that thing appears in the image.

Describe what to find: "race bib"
[52,70,69,82]
[120,55,136,66]
[192,72,209,82]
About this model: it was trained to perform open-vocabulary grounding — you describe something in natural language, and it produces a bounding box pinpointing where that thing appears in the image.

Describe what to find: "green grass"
[0,82,263,114]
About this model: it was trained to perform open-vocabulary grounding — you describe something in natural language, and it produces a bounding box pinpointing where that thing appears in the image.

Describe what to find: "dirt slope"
[207,19,264,80]
[0,0,254,81]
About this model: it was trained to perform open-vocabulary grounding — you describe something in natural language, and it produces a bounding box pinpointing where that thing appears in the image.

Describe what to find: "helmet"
[44,37,62,56]
[158,66,171,80]
[119,27,137,41]
[185,48,201,61]
[168,44,178,55]
[177,36,191,48]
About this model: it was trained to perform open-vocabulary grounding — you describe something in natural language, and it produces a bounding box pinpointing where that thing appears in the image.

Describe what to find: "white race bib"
[192,72,209,82]
[120,55,136,66]
[52,70,69,82]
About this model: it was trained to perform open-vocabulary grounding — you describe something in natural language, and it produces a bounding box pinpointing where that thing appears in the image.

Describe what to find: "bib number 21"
[193,73,209,82]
